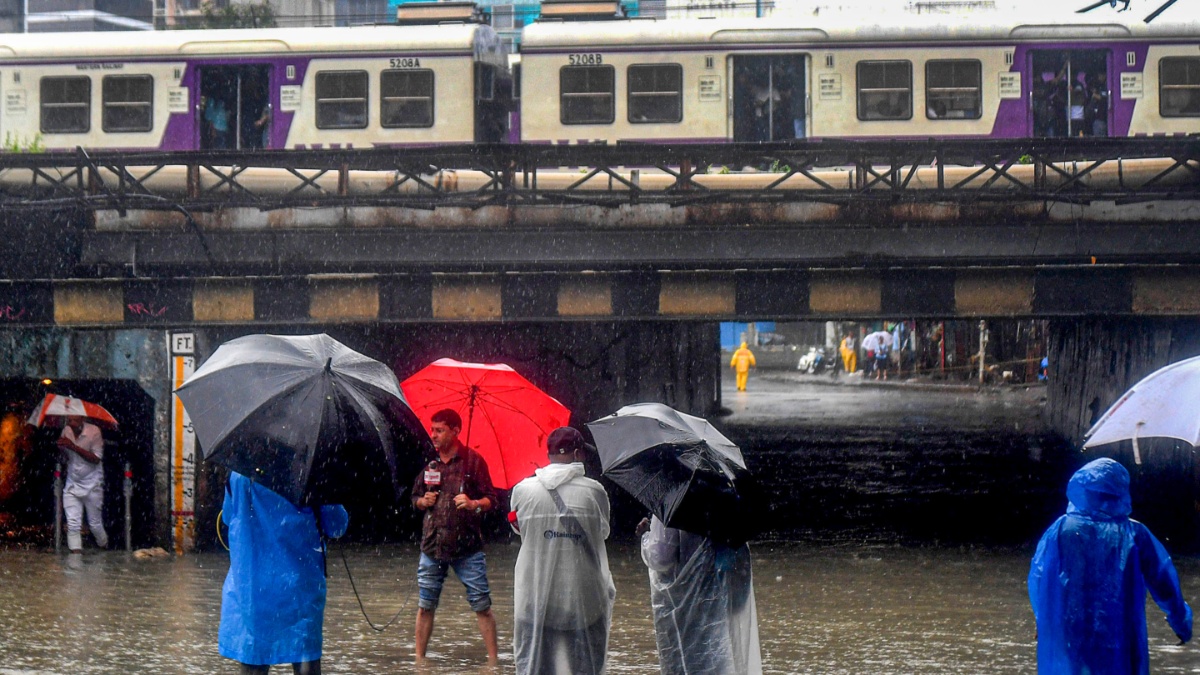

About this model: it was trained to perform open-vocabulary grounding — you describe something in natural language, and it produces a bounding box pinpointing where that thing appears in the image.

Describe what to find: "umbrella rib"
[409,390,472,410]
[470,391,558,429]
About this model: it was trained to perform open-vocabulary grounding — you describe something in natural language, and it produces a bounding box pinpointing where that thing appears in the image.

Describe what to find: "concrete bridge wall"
[0,321,719,551]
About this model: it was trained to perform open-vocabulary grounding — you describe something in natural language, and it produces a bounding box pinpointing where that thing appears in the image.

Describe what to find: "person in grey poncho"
[510,427,615,674]
[638,515,762,675]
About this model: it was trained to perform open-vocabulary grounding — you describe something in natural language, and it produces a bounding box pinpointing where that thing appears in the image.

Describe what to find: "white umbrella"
[862,331,893,352]
[1083,354,1200,464]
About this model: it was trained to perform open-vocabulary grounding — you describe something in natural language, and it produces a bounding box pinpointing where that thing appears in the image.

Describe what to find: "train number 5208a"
[568,54,603,66]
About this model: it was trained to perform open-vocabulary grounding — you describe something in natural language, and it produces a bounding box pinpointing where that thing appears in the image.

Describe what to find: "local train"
[0,3,1197,152]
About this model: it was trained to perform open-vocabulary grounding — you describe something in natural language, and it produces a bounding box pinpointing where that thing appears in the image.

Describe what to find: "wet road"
[1,543,1199,673]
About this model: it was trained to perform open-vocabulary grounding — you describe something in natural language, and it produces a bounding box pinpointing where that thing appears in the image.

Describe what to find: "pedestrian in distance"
[839,332,857,374]
[1029,457,1192,674]
[57,414,107,553]
[730,341,757,392]
[509,426,615,675]
[411,408,500,666]
[637,515,763,675]
[218,469,349,674]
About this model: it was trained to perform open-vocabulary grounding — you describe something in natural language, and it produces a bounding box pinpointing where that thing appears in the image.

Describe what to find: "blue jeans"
[417,551,492,612]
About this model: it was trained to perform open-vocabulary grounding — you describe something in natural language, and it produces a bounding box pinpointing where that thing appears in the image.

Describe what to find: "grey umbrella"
[175,333,431,506]
[587,402,759,547]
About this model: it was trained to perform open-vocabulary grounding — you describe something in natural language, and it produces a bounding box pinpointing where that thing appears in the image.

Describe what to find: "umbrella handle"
[313,509,329,579]
[1132,422,1143,466]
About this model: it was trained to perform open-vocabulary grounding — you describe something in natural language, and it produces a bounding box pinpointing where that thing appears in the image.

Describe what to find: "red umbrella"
[400,358,570,489]
[27,394,118,430]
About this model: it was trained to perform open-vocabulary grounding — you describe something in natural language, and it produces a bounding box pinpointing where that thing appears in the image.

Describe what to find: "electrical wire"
[338,544,415,632]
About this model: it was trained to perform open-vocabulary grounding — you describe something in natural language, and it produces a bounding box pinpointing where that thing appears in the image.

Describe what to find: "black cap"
[547,426,592,455]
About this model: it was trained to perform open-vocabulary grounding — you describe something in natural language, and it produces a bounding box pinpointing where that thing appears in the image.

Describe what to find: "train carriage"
[518,10,1200,144]
[0,21,510,152]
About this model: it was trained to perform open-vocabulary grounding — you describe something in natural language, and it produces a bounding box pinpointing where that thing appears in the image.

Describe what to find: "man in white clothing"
[58,415,107,553]
[509,427,615,675]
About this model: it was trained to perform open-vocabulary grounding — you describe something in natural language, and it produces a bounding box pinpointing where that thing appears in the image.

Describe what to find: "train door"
[731,55,807,142]
[1029,49,1110,137]
[198,65,271,150]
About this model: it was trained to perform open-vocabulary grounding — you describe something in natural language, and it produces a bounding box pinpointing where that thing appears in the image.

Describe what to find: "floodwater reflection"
[2,542,1200,673]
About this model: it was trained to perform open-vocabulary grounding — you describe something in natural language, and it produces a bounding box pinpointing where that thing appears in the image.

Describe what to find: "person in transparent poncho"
[638,516,763,675]
[510,427,615,674]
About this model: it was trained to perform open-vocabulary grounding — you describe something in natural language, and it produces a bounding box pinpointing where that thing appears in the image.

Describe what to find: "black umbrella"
[587,402,760,547]
[175,333,431,506]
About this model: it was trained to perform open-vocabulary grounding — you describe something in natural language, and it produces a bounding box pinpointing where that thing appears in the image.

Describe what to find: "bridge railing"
[1,138,1198,213]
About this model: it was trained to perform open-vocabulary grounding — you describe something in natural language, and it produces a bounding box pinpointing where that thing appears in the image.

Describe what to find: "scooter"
[797,347,830,374]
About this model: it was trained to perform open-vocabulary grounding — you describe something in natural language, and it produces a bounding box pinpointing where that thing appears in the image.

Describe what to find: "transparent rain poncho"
[640,516,762,675]
[510,462,616,674]
[1029,458,1192,675]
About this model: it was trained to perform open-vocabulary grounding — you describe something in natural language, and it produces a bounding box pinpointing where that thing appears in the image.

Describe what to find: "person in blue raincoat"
[219,471,349,674]
[1029,458,1192,675]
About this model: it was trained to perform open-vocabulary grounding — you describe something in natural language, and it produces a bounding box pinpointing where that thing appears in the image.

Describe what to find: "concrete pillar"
[1046,318,1200,445]
[1046,318,1200,549]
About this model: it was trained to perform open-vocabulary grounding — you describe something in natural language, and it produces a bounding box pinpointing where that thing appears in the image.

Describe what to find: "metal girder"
[81,220,1200,274]
[0,139,1197,214]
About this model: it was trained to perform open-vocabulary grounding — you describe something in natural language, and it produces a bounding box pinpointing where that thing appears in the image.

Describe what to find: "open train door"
[731,54,807,142]
[198,65,271,150]
[1029,49,1110,137]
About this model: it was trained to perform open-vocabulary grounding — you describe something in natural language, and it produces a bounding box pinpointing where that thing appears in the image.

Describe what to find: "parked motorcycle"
[797,347,831,374]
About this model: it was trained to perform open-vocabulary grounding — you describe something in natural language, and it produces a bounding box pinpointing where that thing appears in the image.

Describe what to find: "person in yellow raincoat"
[730,342,756,392]
[839,333,857,374]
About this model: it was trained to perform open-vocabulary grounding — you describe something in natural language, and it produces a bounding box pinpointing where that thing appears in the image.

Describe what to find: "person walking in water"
[1029,458,1192,674]
[58,415,107,553]
[730,342,756,392]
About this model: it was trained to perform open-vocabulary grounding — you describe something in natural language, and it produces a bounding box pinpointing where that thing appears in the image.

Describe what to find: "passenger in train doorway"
[58,415,107,553]
[204,94,232,150]
[1086,72,1108,137]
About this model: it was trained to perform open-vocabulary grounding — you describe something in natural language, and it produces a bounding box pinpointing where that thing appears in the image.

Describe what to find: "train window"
[1160,57,1200,117]
[925,60,981,120]
[40,76,90,134]
[857,60,912,121]
[315,71,368,130]
[513,63,521,101]
[102,75,153,133]
[560,65,614,125]
[381,69,434,128]
[627,64,683,124]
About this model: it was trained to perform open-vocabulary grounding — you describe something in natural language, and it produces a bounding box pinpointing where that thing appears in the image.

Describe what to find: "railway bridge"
[1,137,1198,550]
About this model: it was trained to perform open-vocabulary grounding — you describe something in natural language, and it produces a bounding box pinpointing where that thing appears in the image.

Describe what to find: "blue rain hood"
[218,472,349,666]
[1066,457,1132,521]
[1029,459,1192,675]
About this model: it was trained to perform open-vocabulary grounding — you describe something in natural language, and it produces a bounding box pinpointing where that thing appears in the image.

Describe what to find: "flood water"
[2,376,1197,672]
[1,542,1199,673]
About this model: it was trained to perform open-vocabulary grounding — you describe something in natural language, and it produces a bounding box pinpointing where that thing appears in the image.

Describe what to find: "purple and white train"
[0,22,509,151]
[1,7,1198,151]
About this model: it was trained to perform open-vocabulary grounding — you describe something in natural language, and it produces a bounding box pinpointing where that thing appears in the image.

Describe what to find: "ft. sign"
[171,332,195,355]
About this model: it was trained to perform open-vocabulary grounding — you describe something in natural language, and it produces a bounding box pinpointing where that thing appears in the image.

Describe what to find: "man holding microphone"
[411,408,499,666]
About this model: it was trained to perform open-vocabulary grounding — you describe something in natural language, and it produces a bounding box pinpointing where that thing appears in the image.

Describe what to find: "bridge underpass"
[0,139,1198,551]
